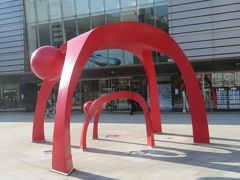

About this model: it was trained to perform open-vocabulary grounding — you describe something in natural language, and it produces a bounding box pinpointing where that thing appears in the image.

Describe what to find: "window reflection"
[27,24,38,56]
[24,0,169,68]
[39,23,51,46]
[109,50,124,66]
[152,51,168,63]
[90,0,104,13]
[89,50,109,67]
[36,0,49,22]
[76,0,90,15]
[124,51,134,65]
[138,7,154,25]
[51,21,64,48]
[25,0,36,23]
[106,12,120,23]
[133,56,140,64]
[92,14,105,28]
[154,3,168,32]
[105,0,120,11]
[154,0,167,2]
[78,17,91,35]
[138,0,153,5]
[121,0,136,8]
[49,0,61,20]
[62,0,75,18]
[121,9,137,21]
[64,20,77,40]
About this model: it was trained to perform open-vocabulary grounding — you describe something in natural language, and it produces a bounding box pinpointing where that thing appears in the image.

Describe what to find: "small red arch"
[80,91,155,150]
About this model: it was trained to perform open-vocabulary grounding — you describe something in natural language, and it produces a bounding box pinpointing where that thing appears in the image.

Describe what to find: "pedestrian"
[128,99,136,115]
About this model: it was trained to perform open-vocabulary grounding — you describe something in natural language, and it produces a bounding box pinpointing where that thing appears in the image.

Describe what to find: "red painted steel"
[31,22,210,174]
[80,91,155,150]
[32,80,57,142]
[31,46,65,142]
[83,101,93,114]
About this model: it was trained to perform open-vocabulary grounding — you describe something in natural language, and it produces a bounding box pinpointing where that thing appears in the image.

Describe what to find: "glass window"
[64,20,77,40]
[154,3,168,32]
[51,21,64,48]
[121,0,136,9]
[106,12,120,24]
[105,0,120,11]
[85,60,94,68]
[36,0,49,22]
[124,51,134,65]
[92,14,105,28]
[27,24,38,56]
[38,23,51,46]
[121,9,137,21]
[154,0,167,2]
[138,0,153,5]
[78,17,91,35]
[109,50,124,66]
[49,0,62,20]
[90,0,104,13]
[25,0,36,23]
[76,0,90,15]
[138,7,154,25]
[62,0,75,18]
[152,51,168,63]
[133,56,140,64]
[89,50,109,67]
[154,3,168,17]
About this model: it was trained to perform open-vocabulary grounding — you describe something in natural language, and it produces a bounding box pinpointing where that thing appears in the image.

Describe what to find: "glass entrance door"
[111,78,130,110]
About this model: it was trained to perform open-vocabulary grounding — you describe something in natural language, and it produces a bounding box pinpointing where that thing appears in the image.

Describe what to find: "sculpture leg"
[142,51,162,133]
[52,79,76,174]
[93,110,100,139]
[142,103,155,147]
[32,80,57,142]
[51,45,86,175]
[170,50,210,143]
[80,115,92,150]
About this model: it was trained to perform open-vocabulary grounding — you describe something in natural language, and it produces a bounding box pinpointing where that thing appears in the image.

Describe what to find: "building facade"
[169,0,240,111]
[0,0,239,111]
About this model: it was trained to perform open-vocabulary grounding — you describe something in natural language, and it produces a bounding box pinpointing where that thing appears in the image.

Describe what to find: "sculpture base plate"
[50,168,74,176]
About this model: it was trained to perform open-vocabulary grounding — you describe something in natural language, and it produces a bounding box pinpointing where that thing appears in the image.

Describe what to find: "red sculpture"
[80,91,155,150]
[31,46,65,142]
[31,22,210,175]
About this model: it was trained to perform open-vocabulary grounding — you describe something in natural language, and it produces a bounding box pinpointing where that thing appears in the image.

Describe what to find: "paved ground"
[0,111,239,179]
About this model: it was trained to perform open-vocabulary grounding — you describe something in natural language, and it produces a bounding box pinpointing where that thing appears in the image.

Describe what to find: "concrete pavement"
[0,111,239,179]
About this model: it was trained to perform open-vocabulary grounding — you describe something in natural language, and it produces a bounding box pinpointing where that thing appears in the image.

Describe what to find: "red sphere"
[83,101,93,114]
[30,46,65,81]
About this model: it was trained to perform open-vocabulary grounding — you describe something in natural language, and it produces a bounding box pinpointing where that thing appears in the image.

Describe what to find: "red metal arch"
[32,45,66,142]
[52,22,209,174]
[31,22,209,174]
[32,46,161,143]
[80,91,155,150]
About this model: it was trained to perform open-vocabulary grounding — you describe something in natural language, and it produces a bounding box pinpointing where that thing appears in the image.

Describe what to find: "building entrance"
[80,77,147,111]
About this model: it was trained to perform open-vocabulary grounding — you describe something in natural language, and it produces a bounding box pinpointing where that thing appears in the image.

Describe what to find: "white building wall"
[168,0,240,61]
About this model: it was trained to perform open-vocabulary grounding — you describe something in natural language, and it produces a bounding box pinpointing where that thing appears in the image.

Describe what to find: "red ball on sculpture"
[83,101,93,114]
[30,46,65,81]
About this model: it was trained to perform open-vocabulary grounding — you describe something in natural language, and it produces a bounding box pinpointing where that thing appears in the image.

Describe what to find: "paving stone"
[0,112,239,179]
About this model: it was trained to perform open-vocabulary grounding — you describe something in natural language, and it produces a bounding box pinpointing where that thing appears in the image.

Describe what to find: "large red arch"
[52,22,209,174]
[31,22,209,174]
[80,91,155,150]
